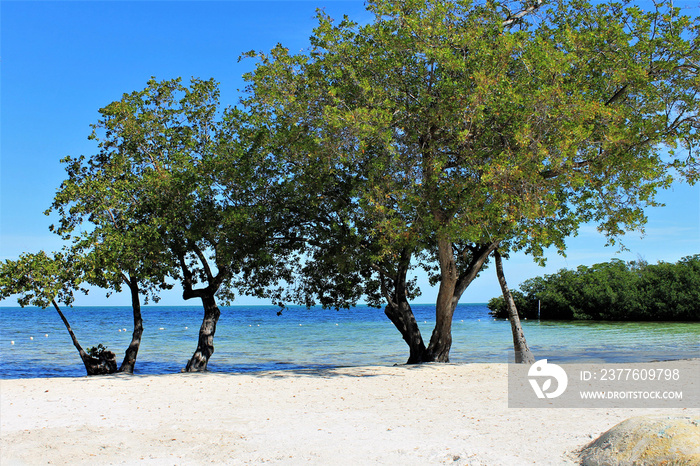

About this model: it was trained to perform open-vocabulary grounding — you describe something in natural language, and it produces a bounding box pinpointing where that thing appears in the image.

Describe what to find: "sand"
[1,362,698,465]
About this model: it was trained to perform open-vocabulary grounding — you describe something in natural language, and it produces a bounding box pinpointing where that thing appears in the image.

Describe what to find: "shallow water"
[1,304,698,378]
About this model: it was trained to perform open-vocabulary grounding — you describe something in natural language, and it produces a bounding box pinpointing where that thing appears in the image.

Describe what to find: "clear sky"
[1,1,698,307]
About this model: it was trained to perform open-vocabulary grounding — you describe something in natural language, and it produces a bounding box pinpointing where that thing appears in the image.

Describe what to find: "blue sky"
[1,1,698,307]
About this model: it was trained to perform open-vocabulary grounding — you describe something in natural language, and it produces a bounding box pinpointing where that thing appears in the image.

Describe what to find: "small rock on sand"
[578,415,700,466]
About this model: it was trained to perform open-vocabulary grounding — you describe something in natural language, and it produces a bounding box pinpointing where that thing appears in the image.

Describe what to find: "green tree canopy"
[0,251,83,309]
[242,0,698,362]
[0,251,119,374]
[488,255,700,321]
[51,77,303,371]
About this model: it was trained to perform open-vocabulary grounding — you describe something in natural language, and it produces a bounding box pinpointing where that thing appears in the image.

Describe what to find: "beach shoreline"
[2,361,698,465]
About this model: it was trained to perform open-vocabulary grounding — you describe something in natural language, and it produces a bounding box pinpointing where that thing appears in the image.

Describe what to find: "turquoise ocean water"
[1,304,698,378]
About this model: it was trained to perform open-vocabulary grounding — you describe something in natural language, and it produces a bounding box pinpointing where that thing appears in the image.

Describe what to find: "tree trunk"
[425,239,459,362]
[494,250,535,364]
[384,299,427,363]
[119,276,144,373]
[52,300,118,375]
[380,248,430,363]
[184,293,220,372]
[425,240,500,362]
[426,289,457,362]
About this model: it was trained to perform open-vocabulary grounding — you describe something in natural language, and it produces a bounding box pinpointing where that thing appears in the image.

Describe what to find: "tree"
[82,77,299,372]
[48,150,175,373]
[494,256,700,321]
[487,290,538,319]
[0,251,118,375]
[637,255,700,320]
[242,0,698,362]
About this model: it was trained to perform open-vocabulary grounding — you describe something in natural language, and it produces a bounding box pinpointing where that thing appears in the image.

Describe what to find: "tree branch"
[502,0,543,28]
[605,84,629,106]
[454,241,500,298]
[372,266,396,308]
[178,250,201,300]
[540,160,592,179]
[190,241,214,284]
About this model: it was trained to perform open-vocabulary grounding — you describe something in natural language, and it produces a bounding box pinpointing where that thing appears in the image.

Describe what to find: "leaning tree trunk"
[51,299,117,375]
[381,249,429,363]
[494,250,535,364]
[385,298,428,364]
[119,276,144,373]
[184,293,220,372]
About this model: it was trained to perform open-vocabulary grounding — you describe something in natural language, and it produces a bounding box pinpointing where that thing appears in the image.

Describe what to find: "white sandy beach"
[1,362,698,465]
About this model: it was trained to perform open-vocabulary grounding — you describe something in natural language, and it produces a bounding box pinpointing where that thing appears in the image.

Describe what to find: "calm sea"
[1,304,698,379]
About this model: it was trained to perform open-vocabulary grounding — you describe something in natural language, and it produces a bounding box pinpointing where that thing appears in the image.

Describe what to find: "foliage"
[487,255,700,321]
[79,77,230,302]
[87,343,109,358]
[253,0,700,259]
[0,251,122,375]
[54,77,299,306]
[241,0,699,360]
[0,251,84,308]
[61,77,310,370]
[487,290,538,319]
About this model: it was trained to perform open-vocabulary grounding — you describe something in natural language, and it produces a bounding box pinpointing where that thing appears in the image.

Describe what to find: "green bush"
[87,343,109,358]
[487,255,700,321]
[487,291,539,319]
